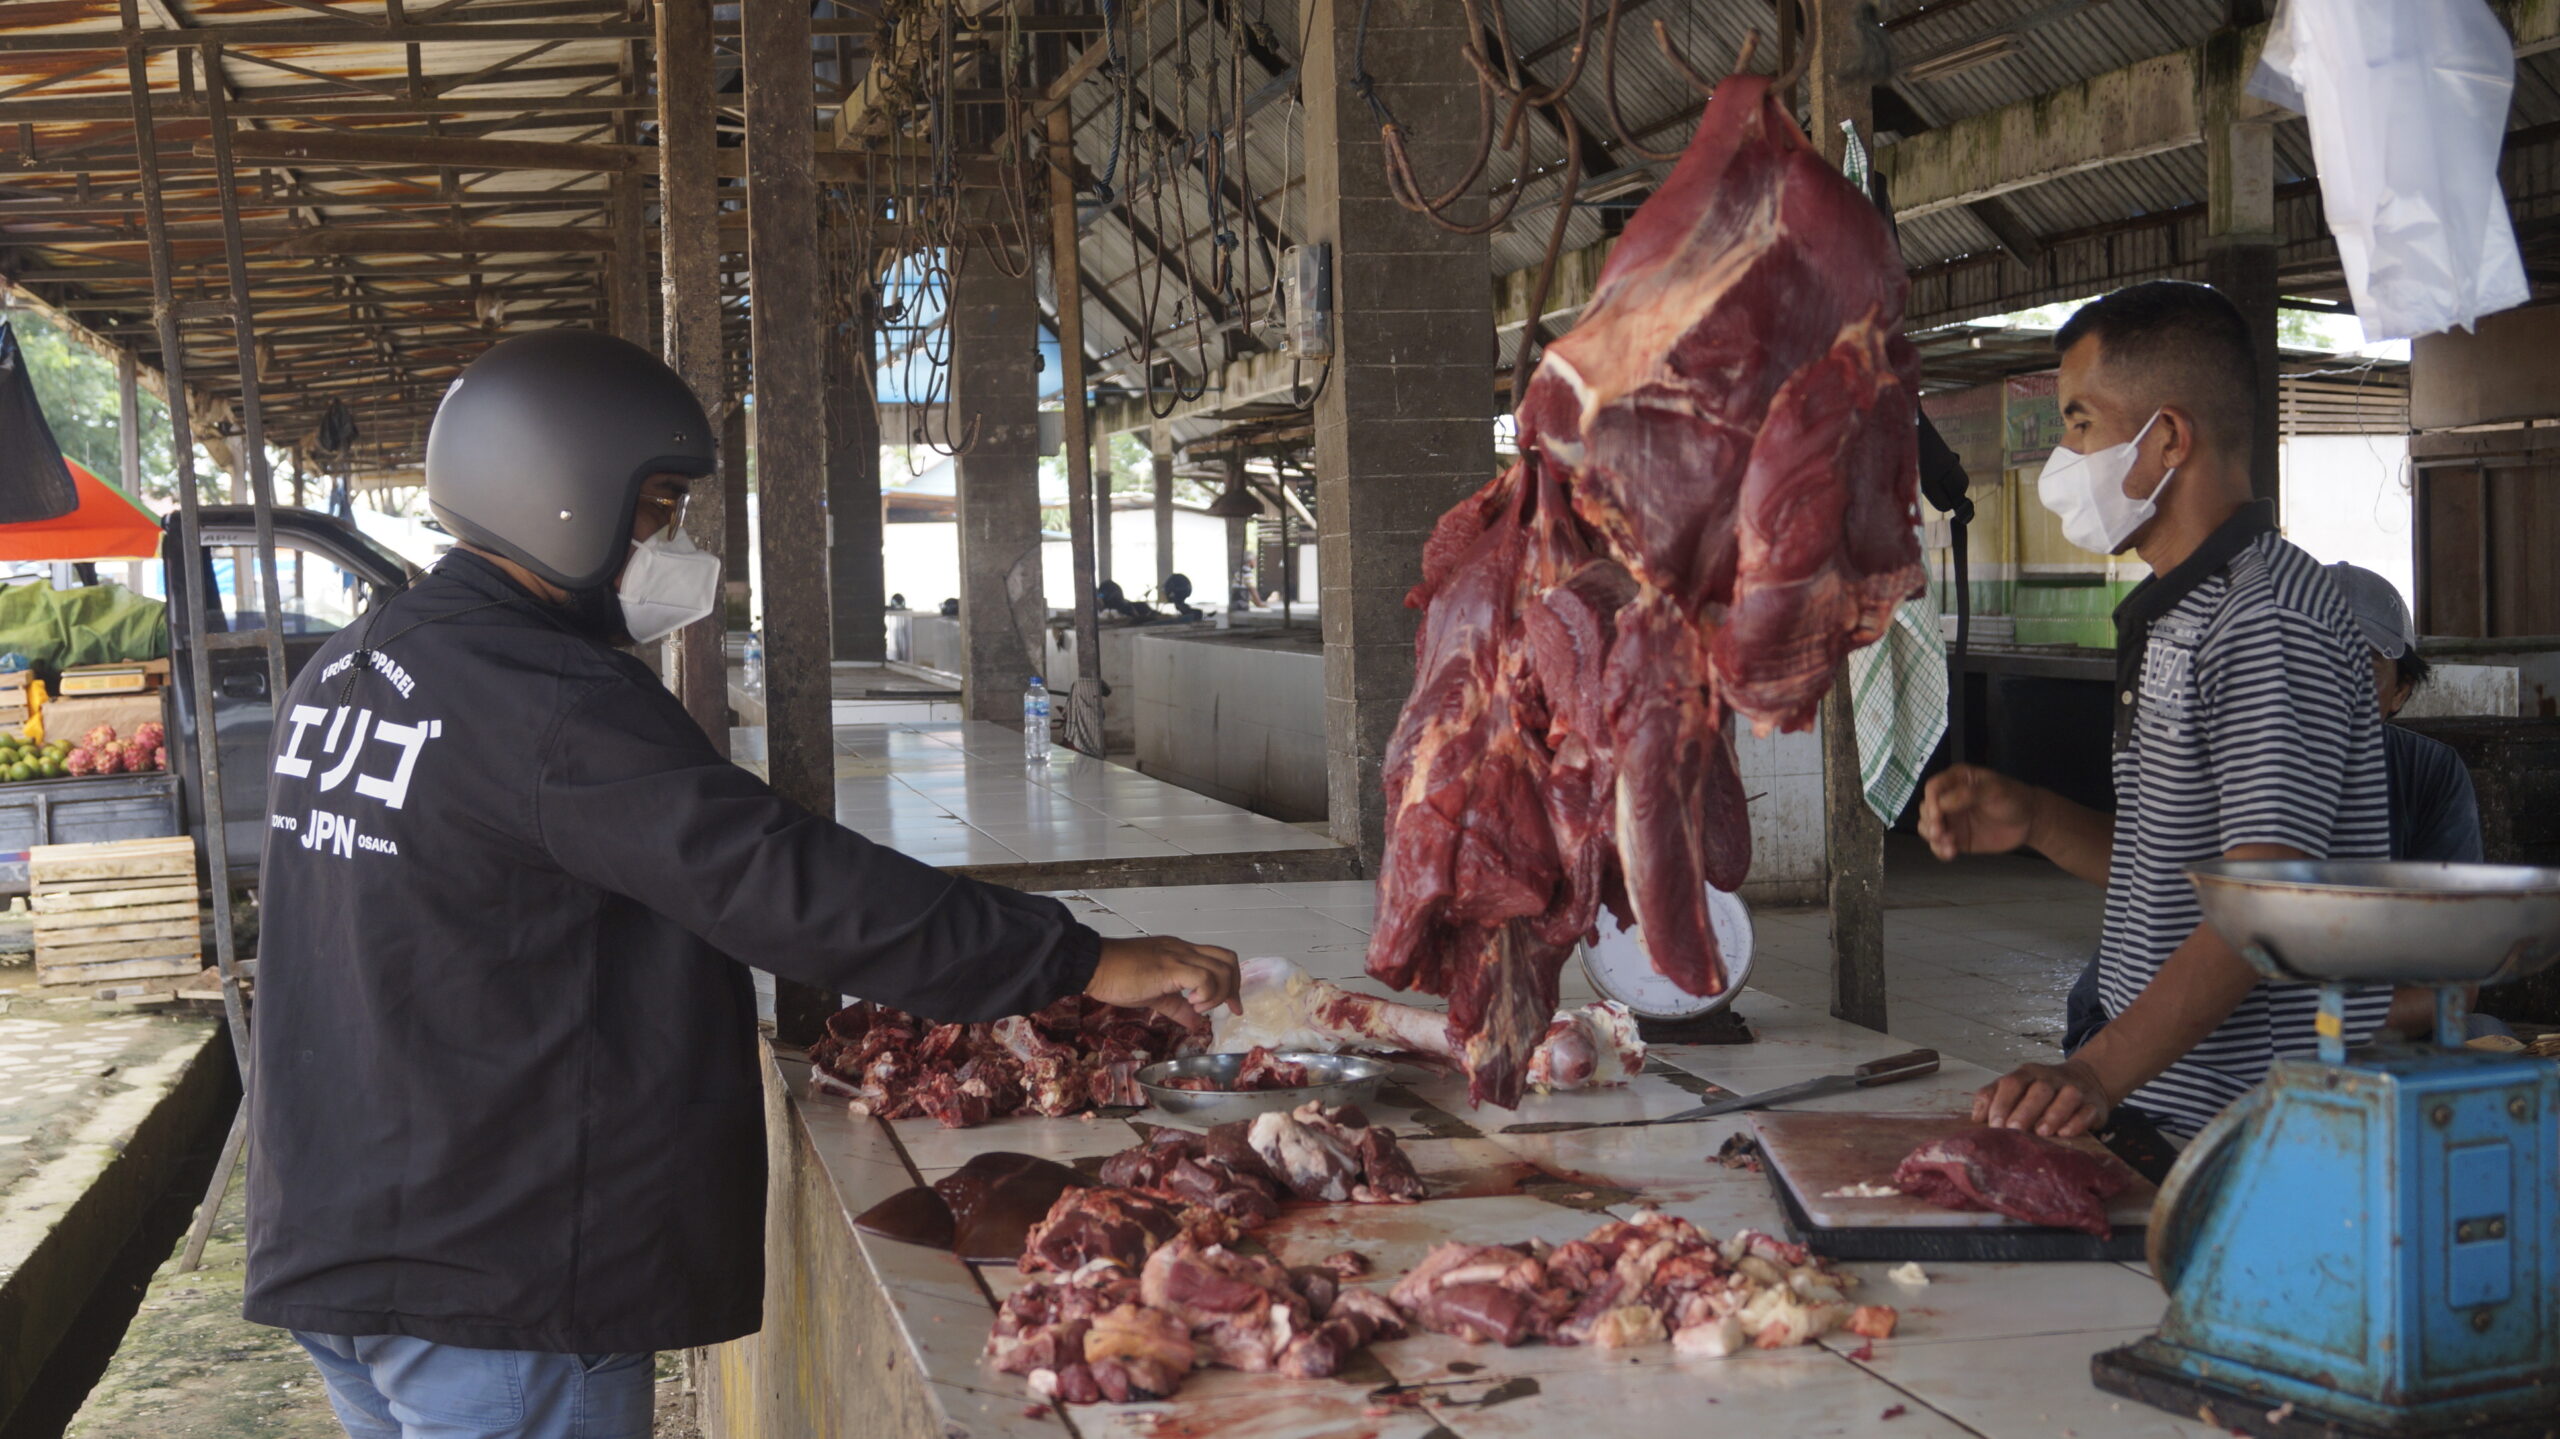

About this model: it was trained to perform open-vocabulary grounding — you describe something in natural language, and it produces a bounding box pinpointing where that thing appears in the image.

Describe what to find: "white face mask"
[617,527,723,644]
[2036,410,2176,555]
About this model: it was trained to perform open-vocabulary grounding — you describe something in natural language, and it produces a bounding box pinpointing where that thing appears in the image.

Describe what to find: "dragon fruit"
[81,724,115,751]
[133,721,165,750]
[64,747,94,777]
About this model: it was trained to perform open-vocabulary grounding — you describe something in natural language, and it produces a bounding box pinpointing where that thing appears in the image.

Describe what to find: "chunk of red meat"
[1017,1188,1187,1275]
[1139,1239,1312,1373]
[1389,1242,1574,1346]
[1891,1127,2133,1238]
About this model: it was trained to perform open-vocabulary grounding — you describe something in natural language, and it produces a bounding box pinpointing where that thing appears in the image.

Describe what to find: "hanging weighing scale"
[1577,885,1757,1042]
[2095,859,2560,1438]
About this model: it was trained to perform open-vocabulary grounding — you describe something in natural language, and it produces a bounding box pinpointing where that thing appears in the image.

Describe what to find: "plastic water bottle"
[1023,676,1052,764]
[742,629,764,695]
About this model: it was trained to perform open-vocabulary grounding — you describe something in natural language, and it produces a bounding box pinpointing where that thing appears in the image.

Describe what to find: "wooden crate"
[30,836,201,985]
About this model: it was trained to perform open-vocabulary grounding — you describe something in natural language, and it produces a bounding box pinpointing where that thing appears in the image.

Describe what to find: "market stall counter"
[701,879,2225,1439]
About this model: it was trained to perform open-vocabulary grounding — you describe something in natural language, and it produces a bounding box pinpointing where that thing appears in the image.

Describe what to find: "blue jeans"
[292,1332,653,1439]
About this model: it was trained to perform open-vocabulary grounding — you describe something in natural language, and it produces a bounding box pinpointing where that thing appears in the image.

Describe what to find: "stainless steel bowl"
[2187,859,2560,986]
[1135,1050,1391,1124]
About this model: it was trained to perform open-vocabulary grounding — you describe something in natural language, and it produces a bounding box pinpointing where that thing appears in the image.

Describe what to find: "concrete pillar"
[722,395,752,593]
[1151,426,1174,597]
[117,349,140,500]
[2205,28,2282,512]
[1301,0,1500,860]
[1224,453,1249,610]
[827,292,887,662]
[655,0,728,750]
[949,250,1046,724]
[1810,0,1887,1035]
[1094,428,1115,585]
[743,0,835,1046]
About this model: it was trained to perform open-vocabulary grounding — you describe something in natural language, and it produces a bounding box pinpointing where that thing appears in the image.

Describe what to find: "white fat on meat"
[1246,1104,1364,1202]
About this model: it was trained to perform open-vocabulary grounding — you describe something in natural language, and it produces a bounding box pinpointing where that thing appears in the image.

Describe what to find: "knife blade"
[1498,1049,1941,1135]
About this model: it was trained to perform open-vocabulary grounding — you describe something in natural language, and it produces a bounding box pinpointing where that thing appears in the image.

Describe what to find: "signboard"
[2003,370,2063,469]
[1920,382,2002,486]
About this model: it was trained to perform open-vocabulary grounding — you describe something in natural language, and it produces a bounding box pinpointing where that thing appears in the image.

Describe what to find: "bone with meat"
[1218,956,1645,1094]
[808,997,1204,1128]
[1095,1122,1288,1229]
[1368,66,1923,1106]
[1394,1210,1891,1354]
[1246,1101,1425,1204]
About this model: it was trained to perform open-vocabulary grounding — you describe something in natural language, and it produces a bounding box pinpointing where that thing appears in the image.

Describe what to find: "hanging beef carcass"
[1370,70,1923,1106]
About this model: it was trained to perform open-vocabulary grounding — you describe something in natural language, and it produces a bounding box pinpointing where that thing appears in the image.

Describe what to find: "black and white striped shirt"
[2098,505,2390,1138]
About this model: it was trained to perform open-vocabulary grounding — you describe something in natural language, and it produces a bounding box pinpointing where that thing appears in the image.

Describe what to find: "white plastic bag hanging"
[2251,0,2528,341]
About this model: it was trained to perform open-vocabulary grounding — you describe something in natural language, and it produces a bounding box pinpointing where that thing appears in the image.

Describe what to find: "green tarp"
[0,580,168,669]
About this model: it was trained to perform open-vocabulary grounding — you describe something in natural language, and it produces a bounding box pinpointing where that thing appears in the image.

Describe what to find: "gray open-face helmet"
[425,329,716,591]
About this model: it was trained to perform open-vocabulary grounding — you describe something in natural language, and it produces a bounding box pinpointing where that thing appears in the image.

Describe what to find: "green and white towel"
[1848,585,1948,825]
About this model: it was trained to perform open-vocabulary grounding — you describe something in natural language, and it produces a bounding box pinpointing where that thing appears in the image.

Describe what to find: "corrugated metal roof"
[0,0,2550,473]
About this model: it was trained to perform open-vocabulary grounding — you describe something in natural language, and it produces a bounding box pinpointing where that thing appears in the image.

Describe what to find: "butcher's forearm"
[2075,922,2260,1104]
[2024,790,2112,886]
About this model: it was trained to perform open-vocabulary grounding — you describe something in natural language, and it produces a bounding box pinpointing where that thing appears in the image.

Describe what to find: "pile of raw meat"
[1394,1209,1896,1355]
[1368,69,1925,1105]
[1220,956,1646,1093]
[1892,1127,2134,1238]
[990,1104,1422,1402]
[806,997,1204,1128]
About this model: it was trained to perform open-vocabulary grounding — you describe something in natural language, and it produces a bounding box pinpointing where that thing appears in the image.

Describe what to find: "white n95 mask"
[2035,410,2176,555]
[617,528,723,644]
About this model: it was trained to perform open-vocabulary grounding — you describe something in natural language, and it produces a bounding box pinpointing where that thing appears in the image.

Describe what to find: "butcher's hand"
[1974,1059,2112,1139]
[1918,765,2036,861]
[1088,936,1243,1027]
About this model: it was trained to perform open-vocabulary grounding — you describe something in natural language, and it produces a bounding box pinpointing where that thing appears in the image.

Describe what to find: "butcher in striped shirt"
[1918,282,2389,1142]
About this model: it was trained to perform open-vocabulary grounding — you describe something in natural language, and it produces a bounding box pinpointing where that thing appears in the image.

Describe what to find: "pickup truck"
[163,506,418,882]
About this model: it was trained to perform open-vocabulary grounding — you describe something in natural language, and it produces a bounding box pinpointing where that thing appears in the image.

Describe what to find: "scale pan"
[2188,860,2560,986]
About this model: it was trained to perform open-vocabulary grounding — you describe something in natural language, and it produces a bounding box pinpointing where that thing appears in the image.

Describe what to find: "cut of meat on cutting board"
[1752,1111,2156,1233]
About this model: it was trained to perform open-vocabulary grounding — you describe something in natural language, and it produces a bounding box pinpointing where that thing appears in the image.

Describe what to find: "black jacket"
[243,552,1099,1352]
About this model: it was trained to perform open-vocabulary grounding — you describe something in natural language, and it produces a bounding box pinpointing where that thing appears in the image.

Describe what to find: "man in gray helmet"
[245,331,1239,1439]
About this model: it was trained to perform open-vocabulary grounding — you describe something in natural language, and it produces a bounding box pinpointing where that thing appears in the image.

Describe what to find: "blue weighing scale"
[2094,860,2560,1438]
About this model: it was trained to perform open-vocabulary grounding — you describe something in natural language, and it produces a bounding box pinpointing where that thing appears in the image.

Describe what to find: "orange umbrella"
[0,458,160,561]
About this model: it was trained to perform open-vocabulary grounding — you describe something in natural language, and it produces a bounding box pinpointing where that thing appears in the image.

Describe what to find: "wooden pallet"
[30,836,201,985]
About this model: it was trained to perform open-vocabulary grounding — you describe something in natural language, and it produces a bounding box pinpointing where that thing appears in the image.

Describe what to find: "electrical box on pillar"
[1278,244,1334,360]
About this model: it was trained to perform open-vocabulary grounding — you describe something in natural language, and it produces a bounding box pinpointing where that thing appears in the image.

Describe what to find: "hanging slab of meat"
[1892,1127,2136,1238]
[1370,67,1922,1108]
[1218,956,1645,1090]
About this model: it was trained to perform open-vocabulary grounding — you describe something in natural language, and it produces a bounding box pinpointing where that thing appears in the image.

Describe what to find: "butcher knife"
[1499,1049,1940,1134]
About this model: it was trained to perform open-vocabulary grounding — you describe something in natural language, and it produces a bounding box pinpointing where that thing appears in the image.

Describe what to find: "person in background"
[2324,562,2499,1041]
[2323,563,2481,864]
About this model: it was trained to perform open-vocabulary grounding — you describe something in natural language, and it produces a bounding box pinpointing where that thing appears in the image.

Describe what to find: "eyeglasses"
[635,493,688,536]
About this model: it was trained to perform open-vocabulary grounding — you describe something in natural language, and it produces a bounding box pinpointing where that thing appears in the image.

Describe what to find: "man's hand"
[1919,765,2039,861]
[1973,1058,2113,1139]
[1088,936,1242,1027]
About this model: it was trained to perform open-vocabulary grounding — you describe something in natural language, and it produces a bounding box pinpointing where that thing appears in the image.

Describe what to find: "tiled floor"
[0,1005,208,1196]
[728,721,1336,868]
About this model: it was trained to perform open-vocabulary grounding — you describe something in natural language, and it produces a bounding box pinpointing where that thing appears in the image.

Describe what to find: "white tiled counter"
[700,878,2223,1439]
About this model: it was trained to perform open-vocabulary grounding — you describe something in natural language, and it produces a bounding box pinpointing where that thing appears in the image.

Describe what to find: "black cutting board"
[1750,1111,2151,1263]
